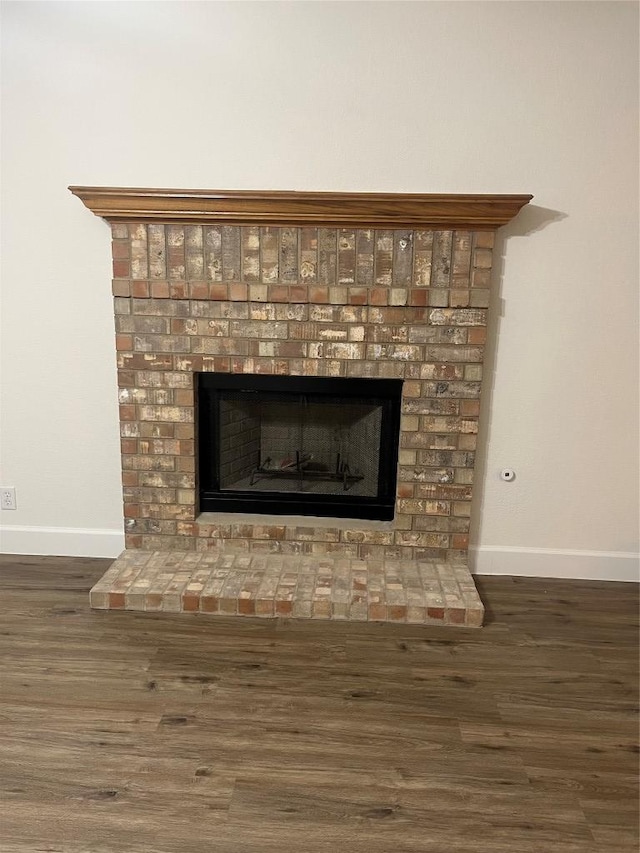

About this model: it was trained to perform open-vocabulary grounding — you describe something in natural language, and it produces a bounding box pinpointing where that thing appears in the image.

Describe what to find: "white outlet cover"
[1,488,17,509]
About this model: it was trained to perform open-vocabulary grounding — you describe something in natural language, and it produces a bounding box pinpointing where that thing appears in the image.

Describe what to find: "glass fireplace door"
[198,374,402,521]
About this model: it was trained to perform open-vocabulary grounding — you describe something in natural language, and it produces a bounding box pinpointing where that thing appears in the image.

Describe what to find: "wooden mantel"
[69,186,532,229]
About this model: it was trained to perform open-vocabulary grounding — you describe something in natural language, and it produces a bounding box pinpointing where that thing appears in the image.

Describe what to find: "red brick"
[189,281,209,300]
[427,607,445,620]
[228,282,247,301]
[447,608,466,625]
[388,605,407,622]
[210,284,228,300]
[131,281,150,298]
[460,400,481,416]
[119,404,136,420]
[112,241,130,259]
[170,282,188,300]
[369,288,388,306]
[348,288,367,305]
[238,598,256,616]
[151,281,170,298]
[115,334,133,351]
[396,483,414,498]
[182,594,200,612]
[275,600,293,616]
[290,285,308,302]
[269,285,289,302]
[409,288,428,306]
[468,327,487,344]
[368,603,388,621]
[113,260,130,278]
[309,286,329,303]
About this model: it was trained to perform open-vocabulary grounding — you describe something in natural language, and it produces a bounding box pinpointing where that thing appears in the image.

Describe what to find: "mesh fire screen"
[219,393,382,497]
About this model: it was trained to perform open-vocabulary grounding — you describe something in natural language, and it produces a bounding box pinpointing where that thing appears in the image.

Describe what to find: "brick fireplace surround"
[71,188,531,627]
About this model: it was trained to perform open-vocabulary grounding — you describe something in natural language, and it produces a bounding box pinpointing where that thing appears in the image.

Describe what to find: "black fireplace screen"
[198,374,402,520]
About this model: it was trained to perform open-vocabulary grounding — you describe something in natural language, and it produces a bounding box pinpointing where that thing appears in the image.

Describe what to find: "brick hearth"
[90,550,484,626]
[71,188,531,627]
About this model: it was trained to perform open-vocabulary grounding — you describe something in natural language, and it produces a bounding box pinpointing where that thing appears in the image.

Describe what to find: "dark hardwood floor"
[0,554,637,853]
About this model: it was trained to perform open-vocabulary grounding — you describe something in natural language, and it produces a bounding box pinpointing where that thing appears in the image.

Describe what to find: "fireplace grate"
[249,449,364,491]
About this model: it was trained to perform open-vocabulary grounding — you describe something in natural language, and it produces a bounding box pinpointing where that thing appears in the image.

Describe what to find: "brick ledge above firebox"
[197,511,395,531]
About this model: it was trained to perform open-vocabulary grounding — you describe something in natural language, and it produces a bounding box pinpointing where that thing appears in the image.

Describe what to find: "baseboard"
[471,545,639,582]
[1,526,638,581]
[0,525,124,558]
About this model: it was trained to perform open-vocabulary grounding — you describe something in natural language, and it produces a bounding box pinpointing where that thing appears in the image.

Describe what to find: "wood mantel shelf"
[69,186,532,229]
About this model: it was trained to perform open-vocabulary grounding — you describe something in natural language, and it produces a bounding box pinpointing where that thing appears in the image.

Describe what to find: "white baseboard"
[471,545,639,582]
[1,526,638,582]
[0,525,124,559]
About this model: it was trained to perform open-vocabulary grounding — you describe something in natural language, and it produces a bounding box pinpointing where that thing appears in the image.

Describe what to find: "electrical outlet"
[1,487,17,510]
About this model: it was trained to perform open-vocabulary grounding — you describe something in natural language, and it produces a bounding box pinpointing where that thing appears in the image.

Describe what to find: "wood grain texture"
[68,187,533,229]
[0,554,637,853]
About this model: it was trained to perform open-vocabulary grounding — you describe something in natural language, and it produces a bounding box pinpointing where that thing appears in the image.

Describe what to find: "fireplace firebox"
[198,374,402,520]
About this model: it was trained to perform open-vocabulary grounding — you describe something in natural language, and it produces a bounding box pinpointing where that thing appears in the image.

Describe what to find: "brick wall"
[218,399,260,488]
[112,223,494,562]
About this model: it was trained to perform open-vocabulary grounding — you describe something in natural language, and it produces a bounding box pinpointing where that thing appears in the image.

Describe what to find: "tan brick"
[401,415,420,431]
[367,344,423,361]
[138,406,194,423]
[395,531,450,549]
[415,484,472,500]
[397,499,451,515]
[112,280,130,297]
[473,248,493,269]
[469,289,490,308]
[453,501,472,517]
[474,231,495,249]
[429,308,487,326]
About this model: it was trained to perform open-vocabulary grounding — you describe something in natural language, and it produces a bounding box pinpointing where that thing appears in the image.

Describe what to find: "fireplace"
[70,186,532,626]
[198,374,402,520]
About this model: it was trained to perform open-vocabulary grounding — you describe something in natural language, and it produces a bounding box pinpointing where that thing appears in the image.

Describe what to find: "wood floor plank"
[0,556,637,852]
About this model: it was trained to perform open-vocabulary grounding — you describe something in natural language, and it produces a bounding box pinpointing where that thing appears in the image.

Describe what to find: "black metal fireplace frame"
[197,373,402,520]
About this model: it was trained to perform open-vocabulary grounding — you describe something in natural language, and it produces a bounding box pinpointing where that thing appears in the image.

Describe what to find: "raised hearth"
[71,187,532,626]
[90,549,483,626]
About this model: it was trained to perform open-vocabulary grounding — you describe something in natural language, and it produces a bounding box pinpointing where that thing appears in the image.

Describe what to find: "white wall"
[1,1,638,580]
